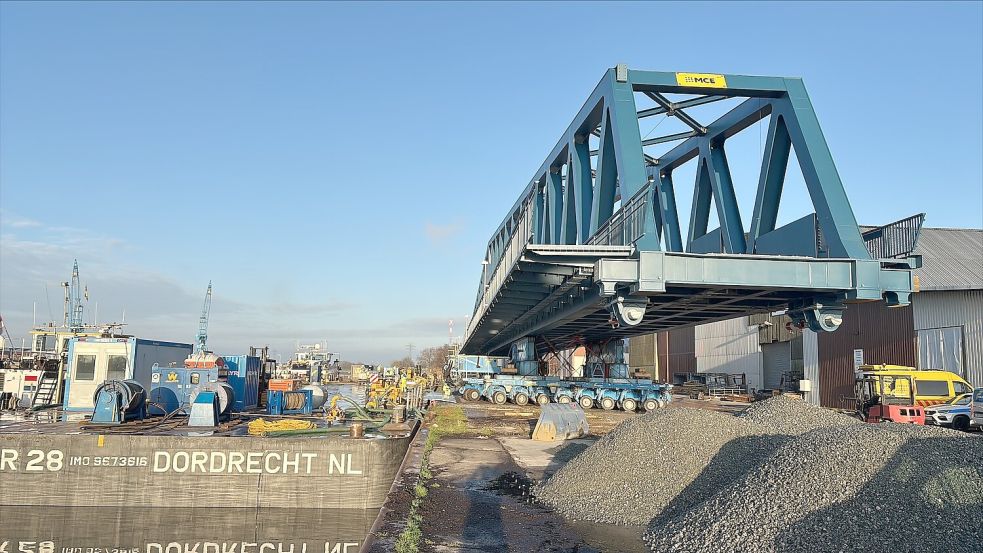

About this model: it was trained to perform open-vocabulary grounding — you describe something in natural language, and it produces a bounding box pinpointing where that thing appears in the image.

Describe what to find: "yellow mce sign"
[675,72,728,89]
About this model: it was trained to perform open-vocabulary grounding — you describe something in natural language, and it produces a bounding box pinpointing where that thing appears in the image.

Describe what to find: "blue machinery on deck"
[266,389,314,415]
[91,380,148,424]
[462,67,920,361]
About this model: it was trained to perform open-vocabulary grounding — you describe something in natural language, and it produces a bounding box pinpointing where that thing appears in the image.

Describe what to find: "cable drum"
[92,380,147,415]
[283,391,307,411]
[191,382,236,415]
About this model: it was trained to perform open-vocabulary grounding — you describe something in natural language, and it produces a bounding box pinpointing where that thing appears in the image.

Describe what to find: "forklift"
[855,371,925,424]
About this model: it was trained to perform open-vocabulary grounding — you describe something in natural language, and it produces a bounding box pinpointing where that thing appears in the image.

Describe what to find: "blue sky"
[1,1,981,363]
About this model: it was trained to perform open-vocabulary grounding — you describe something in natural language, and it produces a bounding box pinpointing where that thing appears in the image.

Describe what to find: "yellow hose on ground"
[248,418,316,436]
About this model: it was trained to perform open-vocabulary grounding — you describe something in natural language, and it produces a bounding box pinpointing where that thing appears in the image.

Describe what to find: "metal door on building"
[918,326,964,376]
[762,341,791,391]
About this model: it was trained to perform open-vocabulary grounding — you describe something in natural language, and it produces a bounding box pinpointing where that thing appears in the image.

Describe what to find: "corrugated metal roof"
[910,227,983,291]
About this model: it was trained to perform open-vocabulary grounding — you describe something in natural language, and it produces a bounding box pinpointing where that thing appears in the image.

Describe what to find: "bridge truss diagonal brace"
[654,89,869,260]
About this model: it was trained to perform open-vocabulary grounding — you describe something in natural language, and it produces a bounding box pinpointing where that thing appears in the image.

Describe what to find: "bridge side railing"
[468,200,534,338]
[586,183,651,247]
[862,213,925,259]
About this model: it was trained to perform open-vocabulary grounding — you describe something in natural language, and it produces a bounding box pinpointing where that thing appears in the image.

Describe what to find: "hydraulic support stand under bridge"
[463,66,921,361]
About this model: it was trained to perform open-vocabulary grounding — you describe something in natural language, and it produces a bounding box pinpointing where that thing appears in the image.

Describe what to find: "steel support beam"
[546,169,563,245]
[747,112,792,252]
[637,95,727,119]
[703,141,747,253]
[688,159,714,248]
[643,92,707,135]
[591,109,617,235]
[653,169,684,252]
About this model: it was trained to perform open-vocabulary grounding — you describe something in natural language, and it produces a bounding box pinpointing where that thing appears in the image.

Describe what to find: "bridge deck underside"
[473,285,808,356]
[540,286,790,342]
[464,246,911,357]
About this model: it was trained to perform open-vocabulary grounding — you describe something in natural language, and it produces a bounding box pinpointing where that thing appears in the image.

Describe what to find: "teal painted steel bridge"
[462,67,920,360]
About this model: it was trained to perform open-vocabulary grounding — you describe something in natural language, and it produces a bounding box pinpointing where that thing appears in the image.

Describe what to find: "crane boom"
[63,259,86,331]
[196,282,212,354]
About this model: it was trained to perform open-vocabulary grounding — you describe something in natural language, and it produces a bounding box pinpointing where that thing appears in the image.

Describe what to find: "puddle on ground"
[487,470,536,503]
[569,519,649,553]
[485,472,649,552]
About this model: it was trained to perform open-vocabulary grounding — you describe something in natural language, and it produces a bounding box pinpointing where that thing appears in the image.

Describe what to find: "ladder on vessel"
[31,371,60,408]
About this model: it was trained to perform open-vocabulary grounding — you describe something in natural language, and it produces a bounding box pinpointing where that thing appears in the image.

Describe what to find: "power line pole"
[406,343,415,363]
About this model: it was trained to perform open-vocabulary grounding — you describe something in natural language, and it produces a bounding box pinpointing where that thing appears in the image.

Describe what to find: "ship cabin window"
[62,338,71,352]
[75,355,97,381]
[107,355,128,381]
[35,335,56,353]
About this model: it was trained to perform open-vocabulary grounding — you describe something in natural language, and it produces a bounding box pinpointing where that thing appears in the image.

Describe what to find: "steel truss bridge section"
[463,67,918,357]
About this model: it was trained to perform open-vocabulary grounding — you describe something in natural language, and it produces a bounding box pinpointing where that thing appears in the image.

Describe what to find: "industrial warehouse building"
[630,226,983,408]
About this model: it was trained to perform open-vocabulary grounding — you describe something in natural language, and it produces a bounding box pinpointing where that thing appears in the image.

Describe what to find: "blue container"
[148,365,222,415]
[222,355,261,411]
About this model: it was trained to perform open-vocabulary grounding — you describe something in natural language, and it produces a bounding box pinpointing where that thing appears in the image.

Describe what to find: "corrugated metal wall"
[628,333,658,379]
[802,330,820,405]
[695,317,763,389]
[659,327,696,382]
[912,290,983,387]
[817,301,916,408]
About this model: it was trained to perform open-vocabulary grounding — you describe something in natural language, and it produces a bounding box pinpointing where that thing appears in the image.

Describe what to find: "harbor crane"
[185,282,223,369]
[196,281,212,355]
[62,259,87,332]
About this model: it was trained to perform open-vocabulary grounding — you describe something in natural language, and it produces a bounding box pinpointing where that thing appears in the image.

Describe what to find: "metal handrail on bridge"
[862,213,925,259]
[586,184,651,247]
[467,201,534,338]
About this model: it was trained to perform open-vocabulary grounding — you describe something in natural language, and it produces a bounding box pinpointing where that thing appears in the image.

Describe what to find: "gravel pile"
[644,423,983,553]
[533,396,982,552]
[533,407,784,525]
[738,394,861,434]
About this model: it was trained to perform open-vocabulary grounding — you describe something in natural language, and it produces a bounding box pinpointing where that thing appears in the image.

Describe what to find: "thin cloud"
[266,301,354,316]
[0,213,454,365]
[424,220,464,245]
[2,215,42,229]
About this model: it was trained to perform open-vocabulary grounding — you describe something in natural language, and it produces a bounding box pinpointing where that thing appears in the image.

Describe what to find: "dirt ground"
[460,396,747,438]
[365,397,750,553]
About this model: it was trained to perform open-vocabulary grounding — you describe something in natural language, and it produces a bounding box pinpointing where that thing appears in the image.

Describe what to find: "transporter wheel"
[953,415,971,432]
[464,389,480,402]
[579,396,594,409]
[492,391,507,405]
[514,392,529,406]
[657,399,667,409]
[621,398,637,412]
[600,397,615,411]
[643,398,659,412]
[536,394,550,406]
[557,395,572,404]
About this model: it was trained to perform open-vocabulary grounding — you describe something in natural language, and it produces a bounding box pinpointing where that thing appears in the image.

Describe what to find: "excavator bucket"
[532,404,589,441]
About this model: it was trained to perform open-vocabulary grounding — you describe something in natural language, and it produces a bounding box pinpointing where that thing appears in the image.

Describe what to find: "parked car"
[924,393,976,431]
